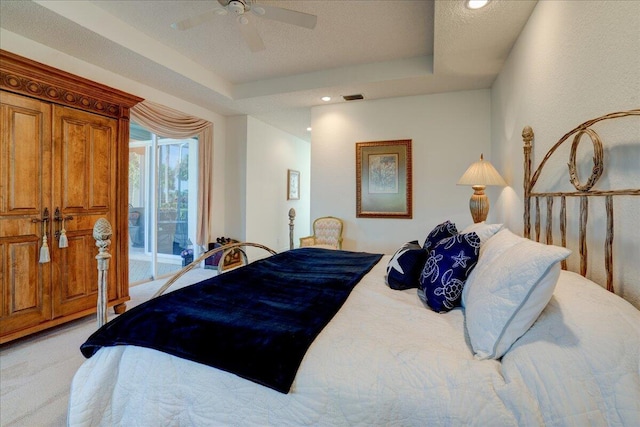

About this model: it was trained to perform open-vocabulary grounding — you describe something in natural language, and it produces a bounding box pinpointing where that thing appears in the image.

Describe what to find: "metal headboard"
[522,110,640,293]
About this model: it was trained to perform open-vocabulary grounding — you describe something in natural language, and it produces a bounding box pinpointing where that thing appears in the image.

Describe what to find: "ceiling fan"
[171,0,317,53]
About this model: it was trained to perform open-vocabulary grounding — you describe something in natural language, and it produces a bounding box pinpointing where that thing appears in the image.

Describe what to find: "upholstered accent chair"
[299,216,344,249]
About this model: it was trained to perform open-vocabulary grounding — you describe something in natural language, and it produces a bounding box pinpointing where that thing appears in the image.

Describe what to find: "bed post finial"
[289,208,296,250]
[522,126,534,146]
[522,126,534,239]
[93,218,113,328]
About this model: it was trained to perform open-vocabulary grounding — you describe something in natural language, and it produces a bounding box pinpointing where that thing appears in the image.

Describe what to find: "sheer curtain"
[131,100,213,247]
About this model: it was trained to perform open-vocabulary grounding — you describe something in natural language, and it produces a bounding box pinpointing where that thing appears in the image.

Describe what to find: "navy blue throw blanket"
[81,248,382,393]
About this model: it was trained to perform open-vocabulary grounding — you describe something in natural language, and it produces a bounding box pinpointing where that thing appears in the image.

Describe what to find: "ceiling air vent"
[343,94,364,101]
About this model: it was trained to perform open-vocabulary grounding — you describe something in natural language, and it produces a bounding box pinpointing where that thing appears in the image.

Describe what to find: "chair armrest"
[299,236,315,247]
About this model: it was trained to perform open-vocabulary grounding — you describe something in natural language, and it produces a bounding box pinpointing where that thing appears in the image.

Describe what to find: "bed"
[68,111,640,426]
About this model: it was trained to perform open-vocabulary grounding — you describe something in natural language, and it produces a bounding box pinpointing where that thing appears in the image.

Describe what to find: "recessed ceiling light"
[306,127,312,132]
[466,0,490,9]
[321,96,331,102]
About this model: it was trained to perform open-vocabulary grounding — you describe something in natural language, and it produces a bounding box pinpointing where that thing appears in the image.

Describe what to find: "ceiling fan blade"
[254,4,317,30]
[171,8,226,31]
[238,18,265,52]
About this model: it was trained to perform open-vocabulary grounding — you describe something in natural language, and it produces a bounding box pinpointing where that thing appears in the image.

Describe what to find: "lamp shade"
[457,154,506,187]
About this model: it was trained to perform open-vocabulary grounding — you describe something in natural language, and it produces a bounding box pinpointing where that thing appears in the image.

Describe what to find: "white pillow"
[463,229,571,360]
[461,228,521,307]
[461,222,503,245]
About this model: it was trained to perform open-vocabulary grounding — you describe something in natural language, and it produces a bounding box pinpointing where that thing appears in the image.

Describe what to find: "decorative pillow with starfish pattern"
[418,232,480,312]
[385,241,428,290]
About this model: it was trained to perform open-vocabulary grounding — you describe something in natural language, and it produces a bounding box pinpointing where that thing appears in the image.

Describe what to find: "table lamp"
[457,154,506,223]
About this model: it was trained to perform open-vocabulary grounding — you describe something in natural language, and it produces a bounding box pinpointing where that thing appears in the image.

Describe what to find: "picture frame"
[356,139,412,218]
[287,169,300,200]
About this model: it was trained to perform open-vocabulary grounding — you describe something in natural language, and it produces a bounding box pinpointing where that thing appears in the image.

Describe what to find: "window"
[128,122,199,283]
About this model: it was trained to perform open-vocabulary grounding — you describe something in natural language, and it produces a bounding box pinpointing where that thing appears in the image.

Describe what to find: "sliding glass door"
[128,122,198,284]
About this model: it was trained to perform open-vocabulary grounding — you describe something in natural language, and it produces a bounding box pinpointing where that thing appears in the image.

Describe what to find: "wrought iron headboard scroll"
[522,110,640,293]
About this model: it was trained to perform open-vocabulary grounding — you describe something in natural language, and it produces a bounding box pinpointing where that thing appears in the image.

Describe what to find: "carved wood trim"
[0,50,142,118]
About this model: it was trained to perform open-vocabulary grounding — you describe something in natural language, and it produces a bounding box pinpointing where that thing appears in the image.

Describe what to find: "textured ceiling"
[0,0,537,141]
[93,0,434,84]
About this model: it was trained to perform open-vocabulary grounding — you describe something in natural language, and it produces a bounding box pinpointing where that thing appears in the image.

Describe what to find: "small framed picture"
[287,169,300,200]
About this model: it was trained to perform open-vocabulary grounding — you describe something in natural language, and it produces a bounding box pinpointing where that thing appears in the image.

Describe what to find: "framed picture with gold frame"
[287,169,300,200]
[356,139,412,218]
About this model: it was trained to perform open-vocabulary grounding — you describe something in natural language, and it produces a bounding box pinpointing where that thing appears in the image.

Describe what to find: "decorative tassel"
[59,218,69,248]
[39,232,51,264]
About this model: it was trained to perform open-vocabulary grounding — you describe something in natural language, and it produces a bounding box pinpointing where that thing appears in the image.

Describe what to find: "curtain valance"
[131,101,213,247]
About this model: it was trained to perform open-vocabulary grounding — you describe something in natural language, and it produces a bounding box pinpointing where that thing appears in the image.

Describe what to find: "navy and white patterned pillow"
[386,241,427,290]
[418,232,480,312]
[423,220,458,251]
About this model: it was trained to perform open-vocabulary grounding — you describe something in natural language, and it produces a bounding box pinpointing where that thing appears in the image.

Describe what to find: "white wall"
[310,90,493,254]
[491,0,640,307]
[246,116,311,252]
[224,116,248,242]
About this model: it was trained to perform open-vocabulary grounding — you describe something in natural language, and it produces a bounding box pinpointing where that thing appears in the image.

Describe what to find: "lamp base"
[469,185,489,223]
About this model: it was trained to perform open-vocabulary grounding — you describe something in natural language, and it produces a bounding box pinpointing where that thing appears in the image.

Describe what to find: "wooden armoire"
[0,50,143,343]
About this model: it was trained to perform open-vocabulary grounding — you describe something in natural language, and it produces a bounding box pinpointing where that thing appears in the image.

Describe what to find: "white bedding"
[68,256,640,426]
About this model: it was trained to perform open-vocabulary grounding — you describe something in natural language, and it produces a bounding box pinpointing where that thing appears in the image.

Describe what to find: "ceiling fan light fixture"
[466,0,490,10]
[171,0,318,53]
[228,0,247,15]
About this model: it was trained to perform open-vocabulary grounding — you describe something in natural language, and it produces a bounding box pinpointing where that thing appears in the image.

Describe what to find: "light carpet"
[0,268,216,427]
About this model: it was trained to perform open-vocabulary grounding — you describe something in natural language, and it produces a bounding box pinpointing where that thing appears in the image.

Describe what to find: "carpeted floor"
[128,258,184,283]
[0,268,216,427]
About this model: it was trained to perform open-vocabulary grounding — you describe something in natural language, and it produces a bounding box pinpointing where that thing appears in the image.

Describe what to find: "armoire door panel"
[52,106,117,318]
[0,245,3,317]
[0,240,51,332]
[7,240,40,312]
[9,113,42,212]
[56,109,114,212]
[60,118,89,210]
[0,217,47,239]
[1,92,51,216]
[88,125,113,210]
[53,233,100,318]
[0,92,52,337]
[60,234,91,299]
